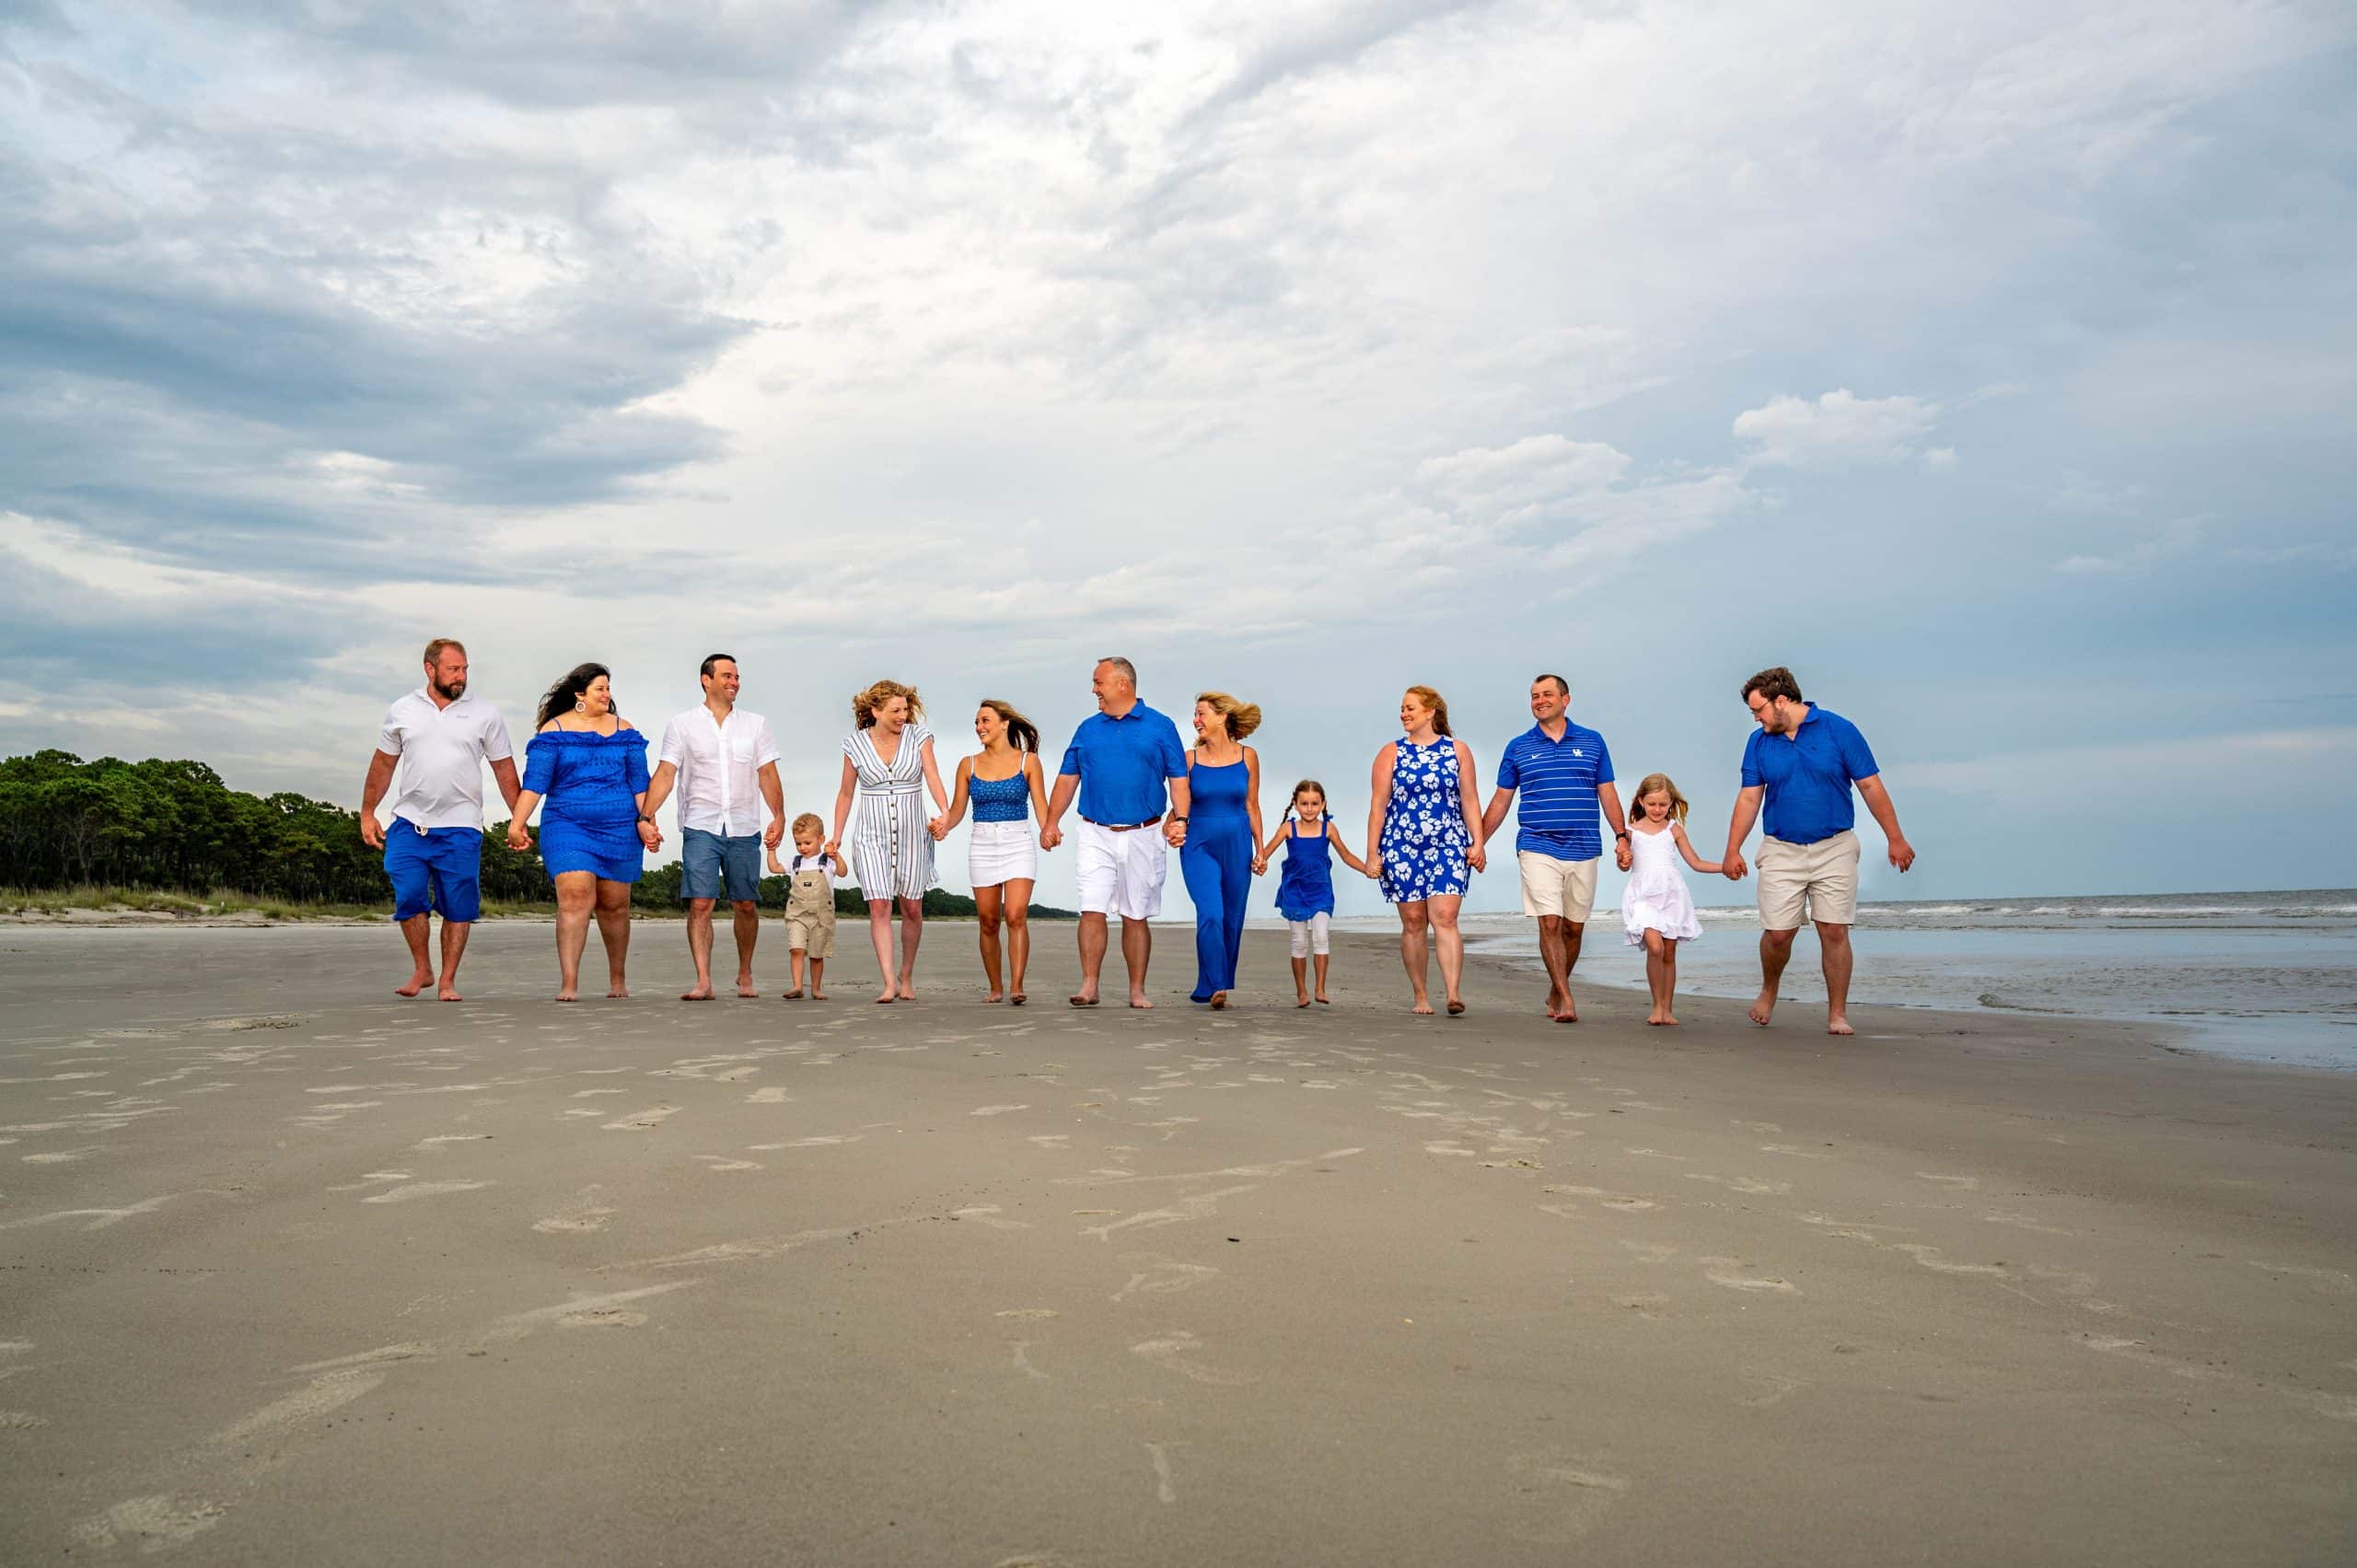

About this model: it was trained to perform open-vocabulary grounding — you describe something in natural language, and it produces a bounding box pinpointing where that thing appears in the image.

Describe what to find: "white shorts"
[1518,850,1600,922]
[968,819,1039,888]
[1287,912,1331,958]
[1757,831,1860,929]
[1074,818,1169,921]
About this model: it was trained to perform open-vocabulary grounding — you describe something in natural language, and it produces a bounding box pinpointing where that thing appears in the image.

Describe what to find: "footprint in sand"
[1699,1256,1799,1294]
[601,1106,678,1132]
[971,1104,1029,1117]
[1501,1453,1631,1545]
[558,1308,647,1329]
[1130,1330,1257,1386]
[748,1134,864,1150]
[362,1180,493,1205]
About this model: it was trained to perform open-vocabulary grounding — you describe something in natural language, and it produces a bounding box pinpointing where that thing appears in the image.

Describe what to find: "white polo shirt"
[657,705,780,837]
[377,688,516,831]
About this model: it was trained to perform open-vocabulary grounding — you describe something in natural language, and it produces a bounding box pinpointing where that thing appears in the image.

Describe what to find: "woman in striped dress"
[826,679,948,1003]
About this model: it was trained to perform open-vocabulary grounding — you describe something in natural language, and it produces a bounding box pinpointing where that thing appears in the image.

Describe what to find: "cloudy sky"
[5,0,2352,914]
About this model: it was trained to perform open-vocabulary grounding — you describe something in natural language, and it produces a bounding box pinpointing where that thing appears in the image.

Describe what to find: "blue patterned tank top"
[970,768,1030,823]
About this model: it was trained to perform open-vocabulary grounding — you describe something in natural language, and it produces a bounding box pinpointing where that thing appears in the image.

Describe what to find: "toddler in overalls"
[768,812,848,1000]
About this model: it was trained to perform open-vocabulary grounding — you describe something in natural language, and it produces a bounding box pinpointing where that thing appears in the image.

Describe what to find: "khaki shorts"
[1518,850,1600,923]
[784,910,836,959]
[1757,831,1859,929]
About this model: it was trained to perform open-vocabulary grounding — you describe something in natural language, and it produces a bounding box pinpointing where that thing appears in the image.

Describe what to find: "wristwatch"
[1614,830,1631,842]
[1171,815,1189,823]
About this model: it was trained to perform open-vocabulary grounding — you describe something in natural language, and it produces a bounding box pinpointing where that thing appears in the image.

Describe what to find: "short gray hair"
[1096,656,1138,689]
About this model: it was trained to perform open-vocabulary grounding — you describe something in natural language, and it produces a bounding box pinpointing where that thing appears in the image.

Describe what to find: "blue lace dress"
[522,727,651,883]
[1377,737,1470,903]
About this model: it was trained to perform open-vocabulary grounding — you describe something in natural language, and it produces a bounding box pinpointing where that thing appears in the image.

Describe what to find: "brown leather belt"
[1082,814,1164,832]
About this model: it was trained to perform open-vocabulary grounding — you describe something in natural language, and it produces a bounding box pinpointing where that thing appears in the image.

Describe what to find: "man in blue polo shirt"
[1041,656,1191,1009]
[1480,673,1631,1023]
[1719,666,1916,1036]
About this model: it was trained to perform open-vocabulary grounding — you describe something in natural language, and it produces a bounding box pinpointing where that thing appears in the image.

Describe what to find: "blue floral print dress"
[1378,737,1471,903]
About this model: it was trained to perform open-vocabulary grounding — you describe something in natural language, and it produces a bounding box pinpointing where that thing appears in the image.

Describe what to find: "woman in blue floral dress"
[1366,685,1488,1016]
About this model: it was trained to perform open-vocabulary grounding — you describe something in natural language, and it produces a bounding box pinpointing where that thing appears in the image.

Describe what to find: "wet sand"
[2,922,2351,1564]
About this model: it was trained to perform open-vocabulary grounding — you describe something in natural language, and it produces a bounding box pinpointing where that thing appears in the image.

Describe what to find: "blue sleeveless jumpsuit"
[1180,758,1253,1001]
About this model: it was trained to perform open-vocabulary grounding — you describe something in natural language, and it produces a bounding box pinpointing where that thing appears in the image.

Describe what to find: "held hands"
[1164,820,1186,849]
[1039,824,1063,853]
[506,821,532,854]
[762,819,784,851]
[1615,842,1633,873]
[1723,852,1747,881]
[637,820,662,854]
[1250,855,1268,876]
[927,816,948,842]
[822,837,842,860]
[1365,854,1382,883]
[1467,845,1487,875]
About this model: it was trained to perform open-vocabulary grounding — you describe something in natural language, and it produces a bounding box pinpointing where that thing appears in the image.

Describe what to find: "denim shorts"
[682,828,762,903]
[383,821,483,923]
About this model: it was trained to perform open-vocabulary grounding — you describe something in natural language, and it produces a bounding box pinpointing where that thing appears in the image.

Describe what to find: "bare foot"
[736,979,759,999]
[1209,992,1227,1011]
[1659,1013,1679,1027]
[781,989,804,1000]
[1555,999,1578,1023]
[1129,993,1155,1009]
[1411,997,1435,1016]
[396,970,430,998]
[1296,994,1312,1008]
[1446,999,1467,1016]
[1748,990,1777,1026]
[811,989,829,1001]
[1068,993,1099,1007]
[874,989,896,1004]
[897,984,917,1002]
[1314,992,1330,1005]
[1827,1015,1854,1036]
[554,989,577,1003]
[680,985,716,1002]
[984,993,1004,1004]
[1544,988,1569,1017]
[608,984,630,999]
[437,986,463,1003]
[1010,992,1026,1006]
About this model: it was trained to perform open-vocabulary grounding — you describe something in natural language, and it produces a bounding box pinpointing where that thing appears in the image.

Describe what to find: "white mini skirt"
[968,819,1039,888]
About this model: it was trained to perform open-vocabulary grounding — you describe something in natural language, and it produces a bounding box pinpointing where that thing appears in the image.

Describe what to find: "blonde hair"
[1403,684,1453,738]
[1631,772,1690,824]
[852,679,923,729]
[1195,691,1262,742]
[790,812,824,838]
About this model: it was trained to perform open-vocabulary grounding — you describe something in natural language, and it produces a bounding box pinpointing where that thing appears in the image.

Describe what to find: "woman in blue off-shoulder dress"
[508,663,658,1001]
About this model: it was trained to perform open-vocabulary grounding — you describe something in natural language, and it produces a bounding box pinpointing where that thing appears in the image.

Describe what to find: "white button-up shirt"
[377,688,515,831]
[657,705,780,837]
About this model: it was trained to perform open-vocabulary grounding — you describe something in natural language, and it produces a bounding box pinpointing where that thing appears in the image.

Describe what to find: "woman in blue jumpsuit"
[1179,692,1264,1008]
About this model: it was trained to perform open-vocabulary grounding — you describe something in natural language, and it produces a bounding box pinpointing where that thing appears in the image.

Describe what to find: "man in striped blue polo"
[1480,674,1631,1022]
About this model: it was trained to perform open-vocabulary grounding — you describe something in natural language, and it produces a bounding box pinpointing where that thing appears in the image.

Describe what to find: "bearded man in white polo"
[1479,672,1630,1023]
[359,637,522,1002]
[1718,666,1917,1037]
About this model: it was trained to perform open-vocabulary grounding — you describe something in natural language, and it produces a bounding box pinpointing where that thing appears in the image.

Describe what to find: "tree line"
[0,750,1070,916]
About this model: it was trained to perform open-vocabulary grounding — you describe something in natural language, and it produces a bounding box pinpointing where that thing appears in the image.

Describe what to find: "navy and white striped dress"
[844,723,938,900]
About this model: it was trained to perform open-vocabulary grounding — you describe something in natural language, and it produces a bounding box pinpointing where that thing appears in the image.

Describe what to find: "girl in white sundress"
[1621,772,1723,1027]
[827,679,949,1004]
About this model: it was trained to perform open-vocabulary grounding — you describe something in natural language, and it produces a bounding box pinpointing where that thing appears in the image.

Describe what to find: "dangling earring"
[575,698,587,714]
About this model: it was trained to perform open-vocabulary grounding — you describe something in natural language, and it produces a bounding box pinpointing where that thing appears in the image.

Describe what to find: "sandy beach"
[1,922,2351,1564]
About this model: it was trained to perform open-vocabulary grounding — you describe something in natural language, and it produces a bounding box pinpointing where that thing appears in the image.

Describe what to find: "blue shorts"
[682,828,761,904]
[384,821,483,923]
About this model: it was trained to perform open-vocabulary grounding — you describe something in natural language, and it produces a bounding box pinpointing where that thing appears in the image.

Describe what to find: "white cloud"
[2048,470,2146,517]
[2052,516,2201,574]
[1732,389,1944,470]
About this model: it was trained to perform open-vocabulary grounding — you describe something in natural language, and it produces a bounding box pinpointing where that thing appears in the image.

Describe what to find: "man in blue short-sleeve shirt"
[1719,666,1916,1036]
[1479,673,1630,1023]
[1041,656,1191,1008]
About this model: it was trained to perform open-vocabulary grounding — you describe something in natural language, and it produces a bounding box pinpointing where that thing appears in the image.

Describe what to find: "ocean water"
[1313,889,2357,1071]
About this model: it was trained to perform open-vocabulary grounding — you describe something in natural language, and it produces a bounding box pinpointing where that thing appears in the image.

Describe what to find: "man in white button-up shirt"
[644,653,786,1000]
[359,638,522,1001]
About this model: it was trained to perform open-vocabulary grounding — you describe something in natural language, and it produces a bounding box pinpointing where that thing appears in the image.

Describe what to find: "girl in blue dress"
[1366,685,1487,1016]
[1179,691,1264,1009]
[1253,779,1374,1007]
[509,663,656,1002]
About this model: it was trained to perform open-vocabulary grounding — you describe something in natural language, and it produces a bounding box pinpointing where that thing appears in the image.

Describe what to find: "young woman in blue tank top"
[1252,779,1374,1006]
[1178,692,1264,1008]
[931,700,1049,1004]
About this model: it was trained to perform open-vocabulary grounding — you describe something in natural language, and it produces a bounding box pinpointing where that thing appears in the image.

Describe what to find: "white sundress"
[1621,822,1704,945]
[844,723,938,900]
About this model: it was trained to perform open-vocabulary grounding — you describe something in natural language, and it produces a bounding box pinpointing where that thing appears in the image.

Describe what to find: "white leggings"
[1287,912,1331,958]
